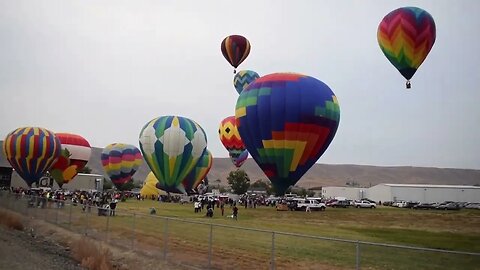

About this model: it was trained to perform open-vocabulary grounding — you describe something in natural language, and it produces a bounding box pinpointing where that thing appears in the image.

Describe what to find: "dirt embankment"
[0,208,189,270]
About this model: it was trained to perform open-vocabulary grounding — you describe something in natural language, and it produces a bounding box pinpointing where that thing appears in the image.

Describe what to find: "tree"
[251,179,274,195]
[227,169,250,195]
[78,165,92,174]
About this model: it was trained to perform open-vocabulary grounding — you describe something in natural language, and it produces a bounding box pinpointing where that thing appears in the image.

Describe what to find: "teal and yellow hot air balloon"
[236,73,340,195]
[182,149,213,195]
[139,116,208,194]
[3,127,62,187]
[233,70,260,95]
[378,6,436,89]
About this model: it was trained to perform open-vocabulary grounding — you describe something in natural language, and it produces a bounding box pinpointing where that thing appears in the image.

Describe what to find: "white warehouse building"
[323,184,480,203]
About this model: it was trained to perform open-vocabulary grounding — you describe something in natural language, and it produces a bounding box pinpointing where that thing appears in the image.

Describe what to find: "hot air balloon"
[235,73,340,195]
[221,35,251,73]
[218,116,248,168]
[50,133,91,187]
[3,127,61,187]
[182,149,213,195]
[141,172,168,198]
[377,6,436,89]
[233,70,260,95]
[139,116,207,194]
[101,143,143,189]
[233,150,248,167]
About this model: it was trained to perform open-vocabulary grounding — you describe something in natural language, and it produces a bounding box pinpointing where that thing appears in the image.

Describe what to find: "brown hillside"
[1,142,479,188]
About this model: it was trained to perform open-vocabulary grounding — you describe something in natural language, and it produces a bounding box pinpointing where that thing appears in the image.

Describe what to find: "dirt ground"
[0,209,193,270]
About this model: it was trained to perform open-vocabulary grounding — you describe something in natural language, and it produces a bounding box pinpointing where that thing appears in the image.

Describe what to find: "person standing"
[220,202,225,216]
[233,205,238,220]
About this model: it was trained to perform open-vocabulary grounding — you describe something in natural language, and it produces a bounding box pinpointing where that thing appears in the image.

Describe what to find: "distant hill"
[1,142,479,188]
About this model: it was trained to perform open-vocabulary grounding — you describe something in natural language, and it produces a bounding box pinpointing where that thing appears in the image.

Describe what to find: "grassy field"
[16,197,480,270]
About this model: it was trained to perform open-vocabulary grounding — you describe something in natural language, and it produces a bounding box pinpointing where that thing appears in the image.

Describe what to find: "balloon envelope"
[3,127,61,187]
[50,133,91,186]
[235,73,340,195]
[377,6,436,83]
[218,116,247,168]
[182,149,213,194]
[101,143,143,188]
[221,35,251,70]
[232,150,248,167]
[233,70,260,95]
[141,172,167,197]
[139,116,207,194]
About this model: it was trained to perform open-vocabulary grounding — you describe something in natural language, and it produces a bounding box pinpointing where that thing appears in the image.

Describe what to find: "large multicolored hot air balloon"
[221,35,251,73]
[218,116,248,168]
[101,143,143,189]
[182,149,213,195]
[139,116,208,194]
[3,127,61,187]
[233,70,260,95]
[50,133,91,187]
[377,6,436,89]
[235,73,340,195]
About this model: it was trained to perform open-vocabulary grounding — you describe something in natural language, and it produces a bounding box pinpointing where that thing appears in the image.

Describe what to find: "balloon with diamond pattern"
[139,116,208,194]
[218,116,248,168]
[233,70,260,94]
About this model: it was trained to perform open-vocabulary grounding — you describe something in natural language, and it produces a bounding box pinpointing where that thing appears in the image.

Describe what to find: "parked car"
[464,203,480,210]
[382,201,394,206]
[413,203,438,210]
[330,200,352,208]
[436,202,460,210]
[294,199,326,211]
[405,201,420,208]
[354,200,376,208]
[393,201,408,208]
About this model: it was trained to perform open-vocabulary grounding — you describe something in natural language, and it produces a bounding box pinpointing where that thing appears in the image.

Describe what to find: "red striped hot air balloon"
[221,35,251,73]
[50,133,91,187]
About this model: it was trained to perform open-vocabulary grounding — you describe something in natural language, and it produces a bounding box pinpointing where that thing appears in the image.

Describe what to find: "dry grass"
[0,209,24,231]
[71,237,113,270]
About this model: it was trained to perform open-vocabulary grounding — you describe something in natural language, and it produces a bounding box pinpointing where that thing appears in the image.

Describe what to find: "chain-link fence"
[1,192,479,270]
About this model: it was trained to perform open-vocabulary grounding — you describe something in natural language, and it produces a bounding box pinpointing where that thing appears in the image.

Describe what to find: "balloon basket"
[406,81,411,89]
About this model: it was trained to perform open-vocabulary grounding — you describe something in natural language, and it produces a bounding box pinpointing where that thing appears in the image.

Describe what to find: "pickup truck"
[354,200,376,208]
[294,199,326,211]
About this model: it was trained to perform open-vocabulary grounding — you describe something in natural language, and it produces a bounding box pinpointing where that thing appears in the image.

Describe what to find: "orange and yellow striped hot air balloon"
[377,7,436,89]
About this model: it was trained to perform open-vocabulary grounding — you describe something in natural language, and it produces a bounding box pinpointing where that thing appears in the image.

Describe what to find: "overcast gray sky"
[0,0,479,169]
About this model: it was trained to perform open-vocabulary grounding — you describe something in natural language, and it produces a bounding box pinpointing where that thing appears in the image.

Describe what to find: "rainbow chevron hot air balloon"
[139,116,208,194]
[236,73,340,195]
[233,70,260,95]
[221,35,251,73]
[3,127,61,187]
[101,143,143,189]
[378,6,436,89]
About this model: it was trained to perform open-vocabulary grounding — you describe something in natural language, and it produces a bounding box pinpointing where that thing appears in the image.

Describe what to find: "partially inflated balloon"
[233,70,260,94]
[221,35,251,73]
[218,116,247,168]
[378,6,436,88]
[233,150,248,167]
[235,73,340,195]
[182,149,213,194]
[101,143,143,189]
[139,116,207,194]
[50,133,91,187]
[3,127,61,187]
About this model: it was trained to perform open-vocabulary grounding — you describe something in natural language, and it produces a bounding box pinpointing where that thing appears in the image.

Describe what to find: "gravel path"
[0,225,84,270]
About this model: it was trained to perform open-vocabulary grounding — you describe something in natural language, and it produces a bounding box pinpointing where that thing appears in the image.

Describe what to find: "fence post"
[208,224,213,268]
[356,241,360,270]
[68,203,73,230]
[163,218,169,261]
[85,209,89,236]
[105,211,110,243]
[55,201,59,225]
[271,232,276,270]
[132,213,136,250]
